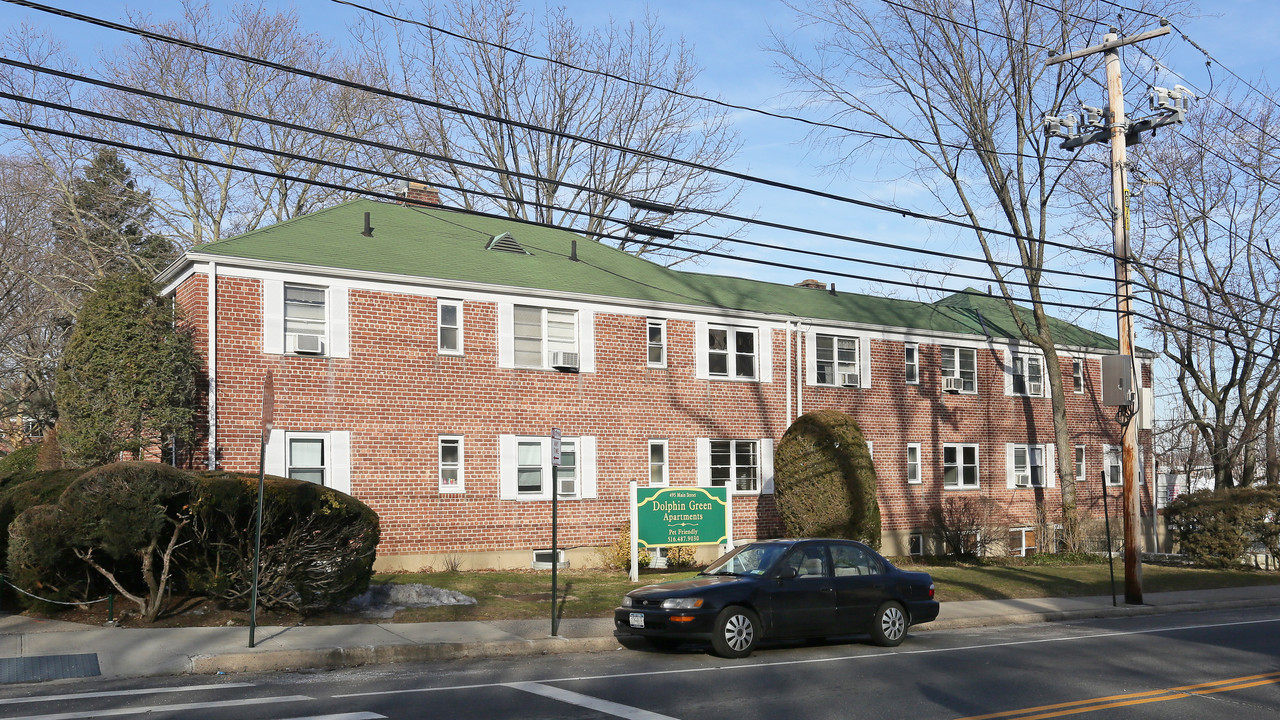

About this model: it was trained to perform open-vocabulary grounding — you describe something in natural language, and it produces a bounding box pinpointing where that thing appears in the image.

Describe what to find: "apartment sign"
[635,487,729,547]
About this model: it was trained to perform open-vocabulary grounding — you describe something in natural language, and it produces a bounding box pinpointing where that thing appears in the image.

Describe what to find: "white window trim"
[696,437,774,495]
[438,299,463,355]
[1005,350,1045,397]
[904,343,919,385]
[439,435,465,493]
[648,439,669,487]
[906,442,922,484]
[941,346,978,394]
[262,279,350,358]
[804,328,871,388]
[1072,358,1085,394]
[909,533,924,556]
[1009,527,1036,557]
[943,442,980,489]
[647,318,667,369]
[695,320,772,383]
[1006,443,1055,489]
[1074,444,1086,486]
[499,434,597,501]
[264,429,351,495]
[497,302,595,372]
[1103,444,1122,487]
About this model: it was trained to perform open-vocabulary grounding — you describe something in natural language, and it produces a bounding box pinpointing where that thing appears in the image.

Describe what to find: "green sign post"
[629,484,731,582]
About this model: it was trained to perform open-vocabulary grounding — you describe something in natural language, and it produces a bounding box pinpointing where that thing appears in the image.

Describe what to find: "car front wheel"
[711,606,761,658]
[871,601,907,647]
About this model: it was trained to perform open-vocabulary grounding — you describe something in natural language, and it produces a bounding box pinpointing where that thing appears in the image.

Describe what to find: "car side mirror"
[776,566,798,580]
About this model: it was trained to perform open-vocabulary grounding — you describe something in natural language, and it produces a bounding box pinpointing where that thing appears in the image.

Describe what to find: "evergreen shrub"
[773,410,881,547]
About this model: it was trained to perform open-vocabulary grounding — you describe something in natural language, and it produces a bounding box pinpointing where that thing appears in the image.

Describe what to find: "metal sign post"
[249,371,274,648]
[550,428,561,637]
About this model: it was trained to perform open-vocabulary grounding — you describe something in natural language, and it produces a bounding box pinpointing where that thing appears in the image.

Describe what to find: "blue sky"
[4,1,1275,319]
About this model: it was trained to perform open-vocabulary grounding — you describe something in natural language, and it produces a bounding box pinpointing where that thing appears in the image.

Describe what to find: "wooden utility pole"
[1048,24,1175,605]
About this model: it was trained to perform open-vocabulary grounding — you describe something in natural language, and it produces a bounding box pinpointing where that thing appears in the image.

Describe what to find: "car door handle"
[821,587,835,593]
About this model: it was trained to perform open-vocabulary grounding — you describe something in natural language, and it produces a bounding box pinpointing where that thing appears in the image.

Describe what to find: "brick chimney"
[398,181,441,206]
[795,278,826,290]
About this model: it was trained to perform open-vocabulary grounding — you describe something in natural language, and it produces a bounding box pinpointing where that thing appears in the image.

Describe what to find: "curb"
[189,636,622,675]
[176,596,1280,677]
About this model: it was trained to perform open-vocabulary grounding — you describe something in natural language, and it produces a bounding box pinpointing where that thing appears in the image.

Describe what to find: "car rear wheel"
[871,601,907,647]
[711,606,761,658]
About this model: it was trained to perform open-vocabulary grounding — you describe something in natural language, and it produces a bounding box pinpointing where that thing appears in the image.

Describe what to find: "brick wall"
[175,271,1152,565]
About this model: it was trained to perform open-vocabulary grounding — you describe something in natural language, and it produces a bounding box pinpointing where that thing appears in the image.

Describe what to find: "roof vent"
[486,232,528,255]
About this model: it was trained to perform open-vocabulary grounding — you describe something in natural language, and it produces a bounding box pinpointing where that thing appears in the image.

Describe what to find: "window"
[708,325,756,379]
[649,439,668,486]
[816,334,859,386]
[1009,528,1036,557]
[943,443,979,488]
[501,435,596,500]
[513,306,577,368]
[647,319,666,367]
[904,343,919,384]
[1011,354,1044,396]
[711,439,759,492]
[284,284,326,353]
[517,440,543,494]
[1072,358,1084,393]
[941,347,977,393]
[906,443,922,484]
[532,548,567,570]
[830,543,882,576]
[909,533,924,557]
[1104,445,1122,486]
[1010,444,1048,488]
[1074,445,1086,486]
[439,436,464,493]
[439,300,462,354]
[288,435,326,485]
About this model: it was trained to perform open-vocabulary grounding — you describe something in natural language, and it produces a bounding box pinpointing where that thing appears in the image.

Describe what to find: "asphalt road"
[3,606,1278,720]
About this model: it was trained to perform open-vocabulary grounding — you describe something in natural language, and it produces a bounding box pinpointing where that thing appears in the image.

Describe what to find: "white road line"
[335,615,1280,698]
[0,683,256,705]
[4,694,312,720]
[277,714,386,720]
[508,682,679,720]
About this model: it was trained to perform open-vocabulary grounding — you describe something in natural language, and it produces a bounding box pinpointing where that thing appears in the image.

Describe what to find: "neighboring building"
[1156,464,1214,508]
[158,195,1155,570]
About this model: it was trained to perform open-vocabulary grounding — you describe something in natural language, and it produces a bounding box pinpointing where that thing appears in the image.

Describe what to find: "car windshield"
[702,543,787,576]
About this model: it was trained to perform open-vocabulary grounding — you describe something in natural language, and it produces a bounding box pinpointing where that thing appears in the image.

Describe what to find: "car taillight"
[928,583,935,599]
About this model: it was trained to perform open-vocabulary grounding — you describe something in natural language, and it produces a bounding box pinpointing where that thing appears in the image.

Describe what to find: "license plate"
[629,612,645,628]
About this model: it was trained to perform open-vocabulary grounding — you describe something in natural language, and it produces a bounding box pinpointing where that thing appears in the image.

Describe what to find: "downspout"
[795,325,805,418]
[207,262,218,470]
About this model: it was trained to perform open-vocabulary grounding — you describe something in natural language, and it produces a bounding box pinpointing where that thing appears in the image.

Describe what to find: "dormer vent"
[486,232,529,254]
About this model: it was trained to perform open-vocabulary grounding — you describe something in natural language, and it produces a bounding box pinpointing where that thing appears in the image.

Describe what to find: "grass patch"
[373,561,1280,621]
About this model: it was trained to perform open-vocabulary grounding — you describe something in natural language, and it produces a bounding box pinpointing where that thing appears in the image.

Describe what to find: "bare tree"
[93,0,394,247]
[1129,95,1280,489]
[356,0,743,266]
[768,0,1187,535]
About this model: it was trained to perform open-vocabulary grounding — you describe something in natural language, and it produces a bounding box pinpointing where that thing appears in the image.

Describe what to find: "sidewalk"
[1,585,1278,684]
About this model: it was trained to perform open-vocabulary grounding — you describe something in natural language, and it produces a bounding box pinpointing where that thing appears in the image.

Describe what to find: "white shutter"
[329,430,352,495]
[860,336,872,388]
[265,429,286,476]
[805,329,817,385]
[694,320,709,379]
[1003,349,1015,395]
[759,438,775,494]
[1006,443,1017,489]
[578,435,597,498]
[696,437,711,486]
[497,303,514,368]
[262,279,284,355]
[757,327,773,383]
[499,434,518,499]
[328,286,350,358]
[578,310,596,373]
[1045,444,1056,488]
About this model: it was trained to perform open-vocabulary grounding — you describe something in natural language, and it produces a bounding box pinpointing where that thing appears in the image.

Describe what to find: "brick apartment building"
[158,194,1154,571]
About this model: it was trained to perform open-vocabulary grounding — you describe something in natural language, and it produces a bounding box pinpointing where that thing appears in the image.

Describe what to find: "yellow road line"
[954,670,1280,720]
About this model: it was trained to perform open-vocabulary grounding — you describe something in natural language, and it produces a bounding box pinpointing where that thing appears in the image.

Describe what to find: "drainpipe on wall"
[207,261,218,470]
[795,324,805,419]
[785,321,793,427]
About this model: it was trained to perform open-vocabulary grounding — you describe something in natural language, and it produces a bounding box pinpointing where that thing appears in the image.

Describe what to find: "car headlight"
[660,597,704,610]
[622,595,633,607]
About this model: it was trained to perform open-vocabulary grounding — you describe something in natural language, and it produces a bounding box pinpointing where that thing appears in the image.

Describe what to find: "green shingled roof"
[191,199,1118,351]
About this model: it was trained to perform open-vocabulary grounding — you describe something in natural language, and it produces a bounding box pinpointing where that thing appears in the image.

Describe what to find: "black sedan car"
[615,538,938,657]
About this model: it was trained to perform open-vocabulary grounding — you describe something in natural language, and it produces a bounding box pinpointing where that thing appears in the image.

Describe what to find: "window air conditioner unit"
[1014,473,1030,488]
[1029,381,1043,396]
[294,334,323,355]
[550,351,580,371]
[840,372,860,388]
[943,376,964,392]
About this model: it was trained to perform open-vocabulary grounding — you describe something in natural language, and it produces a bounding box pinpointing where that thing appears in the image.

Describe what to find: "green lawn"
[374,560,1280,623]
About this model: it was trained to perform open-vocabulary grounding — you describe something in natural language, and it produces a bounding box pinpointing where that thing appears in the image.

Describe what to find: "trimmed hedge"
[773,409,881,548]
[1164,486,1280,567]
